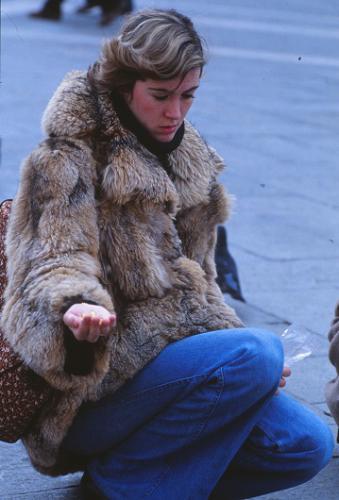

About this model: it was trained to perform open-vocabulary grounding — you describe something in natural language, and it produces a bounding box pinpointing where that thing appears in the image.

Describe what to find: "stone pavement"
[1,0,339,498]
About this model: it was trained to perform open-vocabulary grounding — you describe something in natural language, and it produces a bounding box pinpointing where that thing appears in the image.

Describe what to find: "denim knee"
[296,419,334,479]
[233,328,284,397]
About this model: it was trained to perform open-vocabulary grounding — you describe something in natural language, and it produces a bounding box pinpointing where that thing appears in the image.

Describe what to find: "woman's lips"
[160,125,177,134]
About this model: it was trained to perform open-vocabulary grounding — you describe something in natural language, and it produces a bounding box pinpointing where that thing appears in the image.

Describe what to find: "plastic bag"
[280,323,313,366]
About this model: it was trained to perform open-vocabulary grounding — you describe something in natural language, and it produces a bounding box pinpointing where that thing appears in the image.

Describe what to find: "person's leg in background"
[63,329,333,499]
[99,0,133,26]
[76,0,97,14]
[29,0,63,20]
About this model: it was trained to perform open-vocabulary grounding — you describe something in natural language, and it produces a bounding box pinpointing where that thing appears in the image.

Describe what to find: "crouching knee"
[296,421,334,480]
[235,328,284,397]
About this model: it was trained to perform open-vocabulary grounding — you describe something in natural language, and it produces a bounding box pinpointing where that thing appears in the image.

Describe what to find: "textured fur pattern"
[1,71,242,474]
[326,302,339,424]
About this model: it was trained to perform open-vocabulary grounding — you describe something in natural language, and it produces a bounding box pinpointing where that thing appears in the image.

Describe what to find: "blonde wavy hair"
[88,9,206,93]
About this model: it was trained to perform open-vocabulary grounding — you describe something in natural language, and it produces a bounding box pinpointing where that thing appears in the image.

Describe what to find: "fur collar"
[42,71,224,211]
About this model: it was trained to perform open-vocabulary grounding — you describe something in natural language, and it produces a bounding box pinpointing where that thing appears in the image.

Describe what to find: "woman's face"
[125,67,201,142]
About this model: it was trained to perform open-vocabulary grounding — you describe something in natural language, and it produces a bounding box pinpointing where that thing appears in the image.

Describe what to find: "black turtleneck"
[111,91,185,174]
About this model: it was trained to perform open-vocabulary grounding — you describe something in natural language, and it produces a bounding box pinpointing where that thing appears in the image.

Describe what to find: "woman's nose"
[164,99,181,120]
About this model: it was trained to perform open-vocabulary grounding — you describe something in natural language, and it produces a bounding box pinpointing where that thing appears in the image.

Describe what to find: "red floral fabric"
[0,200,51,443]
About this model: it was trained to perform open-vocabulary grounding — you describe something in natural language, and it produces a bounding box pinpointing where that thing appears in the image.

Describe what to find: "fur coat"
[326,302,339,425]
[1,70,242,475]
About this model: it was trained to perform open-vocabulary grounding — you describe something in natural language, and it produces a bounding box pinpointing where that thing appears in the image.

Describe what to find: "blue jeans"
[63,329,334,499]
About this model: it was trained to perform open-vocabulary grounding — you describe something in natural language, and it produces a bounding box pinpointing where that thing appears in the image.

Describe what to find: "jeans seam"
[193,366,225,439]
[143,368,225,499]
[121,376,201,401]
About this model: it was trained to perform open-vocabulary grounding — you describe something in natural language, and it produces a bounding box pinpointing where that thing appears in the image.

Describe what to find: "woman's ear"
[123,91,132,105]
[119,83,134,104]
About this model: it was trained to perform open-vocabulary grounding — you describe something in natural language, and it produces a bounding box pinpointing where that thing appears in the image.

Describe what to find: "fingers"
[76,313,116,343]
[275,379,286,395]
[77,315,98,343]
[275,365,292,394]
[279,377,287,388]
[63,304,117,343]
[276,365,292,392]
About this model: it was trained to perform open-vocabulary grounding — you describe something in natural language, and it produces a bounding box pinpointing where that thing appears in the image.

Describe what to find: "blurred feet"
[76,0,99,15]
[30,0,134,26]
[100,0,133,26]
[120,0,133,15]
[76,5,92,14]
[29,0,62,21]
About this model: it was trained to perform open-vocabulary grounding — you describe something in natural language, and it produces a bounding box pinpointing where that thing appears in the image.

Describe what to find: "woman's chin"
[154,131,176,142]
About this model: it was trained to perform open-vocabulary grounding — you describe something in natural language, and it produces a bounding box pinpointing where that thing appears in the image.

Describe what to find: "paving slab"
[0,442,81,499]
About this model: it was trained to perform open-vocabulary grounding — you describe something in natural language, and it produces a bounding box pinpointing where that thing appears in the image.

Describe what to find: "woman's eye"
[182,94,195,100]
[153,95,168,101]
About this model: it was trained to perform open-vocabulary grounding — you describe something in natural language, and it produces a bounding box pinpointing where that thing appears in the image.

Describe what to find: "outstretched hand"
[63,303,117,343]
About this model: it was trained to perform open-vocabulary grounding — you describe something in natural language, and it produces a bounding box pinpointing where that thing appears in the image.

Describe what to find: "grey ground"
[1,0,339,498]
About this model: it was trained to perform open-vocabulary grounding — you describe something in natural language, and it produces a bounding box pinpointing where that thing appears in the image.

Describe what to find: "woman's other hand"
[63,303,117,343]
[279,366,291,388]
[276,366,291,394]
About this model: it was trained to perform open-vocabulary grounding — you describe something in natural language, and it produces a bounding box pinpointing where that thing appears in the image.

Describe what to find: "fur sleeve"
[1,137,115,392]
